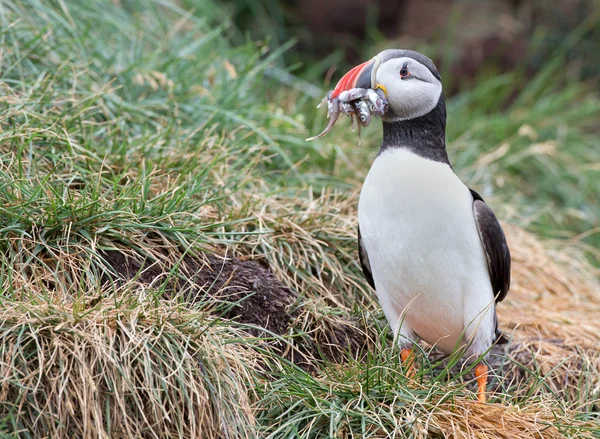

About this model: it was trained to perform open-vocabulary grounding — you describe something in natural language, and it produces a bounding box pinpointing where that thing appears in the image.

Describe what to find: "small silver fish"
[350,112,357,132]
[375,88,389,115]
[350,111,363,144]
[355,100,371,127]
[340,101,356,117]
[338,88,368,103]
[306,94,341,141]
[365,88,388,116]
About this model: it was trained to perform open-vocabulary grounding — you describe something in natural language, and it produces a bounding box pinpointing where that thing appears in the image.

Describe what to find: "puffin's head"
[332,49,443,123]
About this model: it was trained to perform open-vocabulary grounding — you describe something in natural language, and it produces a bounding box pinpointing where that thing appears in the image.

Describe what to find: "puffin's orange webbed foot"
[475,363,488,403]
[400,347,416,378]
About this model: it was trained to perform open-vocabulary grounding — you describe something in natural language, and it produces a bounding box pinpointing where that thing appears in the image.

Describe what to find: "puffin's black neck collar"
[380,94,449,165]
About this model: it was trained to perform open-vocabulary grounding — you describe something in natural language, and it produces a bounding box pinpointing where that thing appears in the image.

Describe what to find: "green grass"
[0,0,599,437]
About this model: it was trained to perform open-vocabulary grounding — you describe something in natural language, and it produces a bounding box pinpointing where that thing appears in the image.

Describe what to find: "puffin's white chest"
[358,148,494,355]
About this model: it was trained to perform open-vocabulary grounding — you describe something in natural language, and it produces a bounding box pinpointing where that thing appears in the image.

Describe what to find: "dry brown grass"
[497,225,600,408]
[0,297,258,438]
[428,398,592,439]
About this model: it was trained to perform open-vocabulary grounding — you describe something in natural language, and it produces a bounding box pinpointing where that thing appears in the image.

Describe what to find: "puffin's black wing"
[470,189,511,302]
[358,226,375,290]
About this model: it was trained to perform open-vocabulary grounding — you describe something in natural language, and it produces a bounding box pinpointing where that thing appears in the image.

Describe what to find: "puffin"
[334,49,511,402]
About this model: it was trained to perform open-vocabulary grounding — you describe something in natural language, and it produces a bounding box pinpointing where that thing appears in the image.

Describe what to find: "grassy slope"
[0,0,599,437]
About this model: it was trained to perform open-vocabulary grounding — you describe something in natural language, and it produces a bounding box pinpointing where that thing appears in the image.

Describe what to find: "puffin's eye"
[400,66,411,79]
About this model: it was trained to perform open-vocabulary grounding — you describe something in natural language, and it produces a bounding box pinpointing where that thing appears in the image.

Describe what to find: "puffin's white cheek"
[385,81,442,121]
[387,85,420,117]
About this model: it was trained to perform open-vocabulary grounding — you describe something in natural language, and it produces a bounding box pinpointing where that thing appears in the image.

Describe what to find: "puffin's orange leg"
[475,363,488,403]
[400,347,415,378]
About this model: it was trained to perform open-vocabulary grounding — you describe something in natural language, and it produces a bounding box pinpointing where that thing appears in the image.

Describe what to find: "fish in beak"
[306,56,387,142]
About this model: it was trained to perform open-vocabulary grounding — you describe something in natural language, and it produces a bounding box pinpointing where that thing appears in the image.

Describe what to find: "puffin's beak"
[331,55,381,99]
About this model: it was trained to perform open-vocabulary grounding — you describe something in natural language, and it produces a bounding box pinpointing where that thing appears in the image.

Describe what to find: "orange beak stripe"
[331,60,371,99]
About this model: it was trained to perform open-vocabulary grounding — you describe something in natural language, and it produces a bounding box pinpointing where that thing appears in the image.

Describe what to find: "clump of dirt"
[184,254,298,337]
[101,250,367,369]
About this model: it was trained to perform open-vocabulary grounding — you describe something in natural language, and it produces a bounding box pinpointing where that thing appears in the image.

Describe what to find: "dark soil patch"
[101,250,367,369]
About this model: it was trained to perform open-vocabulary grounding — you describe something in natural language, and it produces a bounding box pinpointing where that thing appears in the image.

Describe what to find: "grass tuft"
[0,298,258,438]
